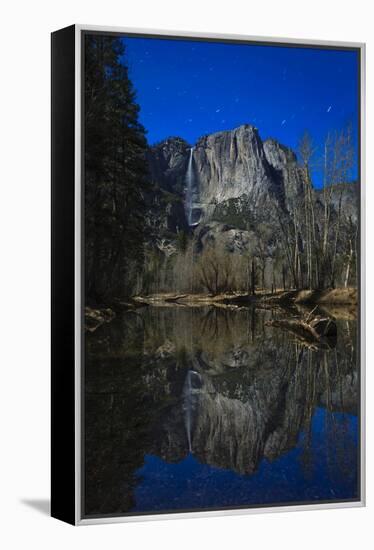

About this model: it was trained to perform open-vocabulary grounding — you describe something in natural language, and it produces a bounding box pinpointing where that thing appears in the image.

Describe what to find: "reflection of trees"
[84,305,358,516]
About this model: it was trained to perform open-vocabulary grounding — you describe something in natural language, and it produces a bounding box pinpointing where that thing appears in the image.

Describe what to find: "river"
[84,304,359,517]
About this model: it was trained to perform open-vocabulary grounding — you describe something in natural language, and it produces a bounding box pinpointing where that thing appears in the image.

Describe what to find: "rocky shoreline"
[85,287,357,332]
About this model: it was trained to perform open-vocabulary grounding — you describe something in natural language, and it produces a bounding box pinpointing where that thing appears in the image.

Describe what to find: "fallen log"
[265,315,337,348]
[163,294,189,303]
[308,317,337,338]
[85,307,116,333]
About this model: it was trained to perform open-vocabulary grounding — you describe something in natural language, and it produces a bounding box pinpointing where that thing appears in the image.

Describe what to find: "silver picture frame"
[51,24,366,525]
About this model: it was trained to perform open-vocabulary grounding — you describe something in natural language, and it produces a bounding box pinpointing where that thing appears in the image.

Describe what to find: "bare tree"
[250,258,256,295]
[197,243,238,294]
[298,131,318,289]
[254,226,269,290]
[343,215,358,288]
[328,125,355,288]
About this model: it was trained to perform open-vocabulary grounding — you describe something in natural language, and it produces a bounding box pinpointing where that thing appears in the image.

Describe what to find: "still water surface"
[84,305,358,517]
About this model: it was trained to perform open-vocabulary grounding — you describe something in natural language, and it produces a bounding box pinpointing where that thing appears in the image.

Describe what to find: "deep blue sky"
[121,36,359,184]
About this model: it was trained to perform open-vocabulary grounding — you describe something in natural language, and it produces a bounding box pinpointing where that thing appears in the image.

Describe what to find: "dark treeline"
[85,35,149,305]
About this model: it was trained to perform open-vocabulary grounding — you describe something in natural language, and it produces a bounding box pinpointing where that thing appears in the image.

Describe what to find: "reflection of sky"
[132,408,358,513]
[122,36,359,186]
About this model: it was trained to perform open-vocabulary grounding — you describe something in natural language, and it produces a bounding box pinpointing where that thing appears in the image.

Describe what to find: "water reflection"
[84,305,358,517]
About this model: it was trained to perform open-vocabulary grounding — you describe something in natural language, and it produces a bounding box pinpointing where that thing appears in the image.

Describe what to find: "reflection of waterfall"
[185,148,194,225]
[182,369,201,452]
[86,305,358,514]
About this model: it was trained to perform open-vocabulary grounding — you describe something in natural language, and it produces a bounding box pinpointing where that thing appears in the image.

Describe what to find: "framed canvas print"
[51,25,365,525]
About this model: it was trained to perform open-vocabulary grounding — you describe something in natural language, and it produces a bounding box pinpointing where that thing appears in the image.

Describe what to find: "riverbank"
[253,287,357,306]
[86,287,357,331]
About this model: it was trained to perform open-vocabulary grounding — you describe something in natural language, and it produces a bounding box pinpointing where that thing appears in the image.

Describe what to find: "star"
[327,105,332,112]
[215,108,221,113]
[281,119,287,126]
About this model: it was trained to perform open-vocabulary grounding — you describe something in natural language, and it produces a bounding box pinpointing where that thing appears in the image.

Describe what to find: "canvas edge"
[73,24,366,526]
[74,24,82,527]
[75,23,365,49]
[51,24,77,526]
[359,41,366,508]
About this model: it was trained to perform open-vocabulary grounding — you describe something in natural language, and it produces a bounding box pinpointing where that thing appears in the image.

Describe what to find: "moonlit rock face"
[263,138,305,203]
[193,124,275,204]
[263,138,297,170]
[146,124,307,227]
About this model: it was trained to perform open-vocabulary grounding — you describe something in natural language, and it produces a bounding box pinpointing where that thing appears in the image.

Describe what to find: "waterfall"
[183,369,201,453]
[185,147,194,225]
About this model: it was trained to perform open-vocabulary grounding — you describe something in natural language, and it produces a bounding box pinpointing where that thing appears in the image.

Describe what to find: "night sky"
[122,36,359,184]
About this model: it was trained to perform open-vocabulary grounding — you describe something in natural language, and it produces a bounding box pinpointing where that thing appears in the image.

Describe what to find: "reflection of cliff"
[84,306,358,516]
[182,371,281,475]
[151,340,357,475]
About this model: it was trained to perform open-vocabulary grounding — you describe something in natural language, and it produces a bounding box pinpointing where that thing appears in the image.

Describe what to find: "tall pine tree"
[84,35,149,304]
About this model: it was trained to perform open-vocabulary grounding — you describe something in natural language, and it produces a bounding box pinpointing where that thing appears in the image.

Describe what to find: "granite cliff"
[147,124,305,228]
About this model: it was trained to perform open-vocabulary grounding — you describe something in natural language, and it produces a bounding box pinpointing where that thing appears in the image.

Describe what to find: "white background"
[0,0,372,547]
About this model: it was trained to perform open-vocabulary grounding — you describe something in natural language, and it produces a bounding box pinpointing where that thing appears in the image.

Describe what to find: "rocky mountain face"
[194,125,303,220]
[146,124,305,230]
[147,136,190,194]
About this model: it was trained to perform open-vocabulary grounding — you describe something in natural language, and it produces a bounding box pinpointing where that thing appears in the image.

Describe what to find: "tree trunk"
[251,259,256,295]
[344,238,353,288]
[282,265,286,290]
